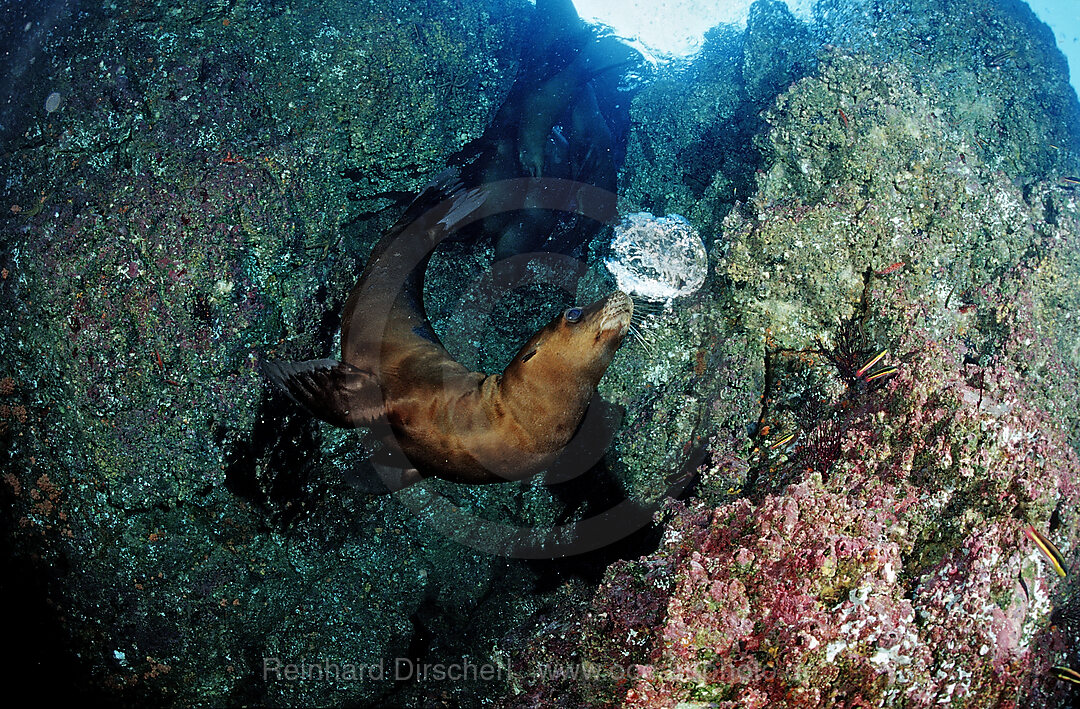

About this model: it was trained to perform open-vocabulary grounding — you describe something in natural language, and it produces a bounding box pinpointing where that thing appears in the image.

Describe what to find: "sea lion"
[441,0,639,260]
[263,171,632,489]
[516,34,639,179]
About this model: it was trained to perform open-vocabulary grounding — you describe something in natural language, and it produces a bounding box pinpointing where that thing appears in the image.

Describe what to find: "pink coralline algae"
[514,49,1080,704]
[508,322,1080,706]
[604,485,934,708]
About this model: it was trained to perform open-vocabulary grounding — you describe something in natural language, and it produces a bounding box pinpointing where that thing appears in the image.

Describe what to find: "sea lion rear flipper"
[390,167,487,236]
[362,167,488,270]
[262,358,382,428]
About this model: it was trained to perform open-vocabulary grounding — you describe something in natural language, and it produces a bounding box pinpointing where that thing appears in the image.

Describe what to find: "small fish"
[837,107,850,130]
[1017,570,1030,601]
[1051,666,1080,685]
[856,349,888,378]
[1026,524,1067,577]
[863,365,897,383]
[769,431,798,450]
[1062,177,1080,186]
[985,48,1017,67]
[875,261,905,276]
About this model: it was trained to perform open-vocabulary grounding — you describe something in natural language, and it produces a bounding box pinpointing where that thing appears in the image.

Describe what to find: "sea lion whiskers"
[621,296,663,357]
[628,309,649,328]
[627,298,664,330]
[628,295,665,316]
[627,322,656,358]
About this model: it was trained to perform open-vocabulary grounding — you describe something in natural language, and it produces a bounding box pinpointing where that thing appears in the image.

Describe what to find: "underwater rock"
[594,292,762,508]
[813,0,1080,181]
[619,2,819,227]
[498,1,1080,705]
[721,49,1080,439]
[3,0,1080,706]
[619,25,755,222]
[506,326,1080,705]
[599,5,821,512]
[332,0,527,201]
[742,0,818,108]
[0,0,546,706]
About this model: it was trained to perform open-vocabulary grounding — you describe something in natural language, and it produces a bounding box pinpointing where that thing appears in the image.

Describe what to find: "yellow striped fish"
[1026,524,1067,577]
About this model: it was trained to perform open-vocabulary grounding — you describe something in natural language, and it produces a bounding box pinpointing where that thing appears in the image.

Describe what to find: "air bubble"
[604,212,707,304]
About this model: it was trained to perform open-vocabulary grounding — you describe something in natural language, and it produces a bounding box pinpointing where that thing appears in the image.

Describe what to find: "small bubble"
[45,92,61,113]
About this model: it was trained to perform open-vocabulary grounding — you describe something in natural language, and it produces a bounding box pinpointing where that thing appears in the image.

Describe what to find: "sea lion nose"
[599,291,633,333]
[607,291,633,319]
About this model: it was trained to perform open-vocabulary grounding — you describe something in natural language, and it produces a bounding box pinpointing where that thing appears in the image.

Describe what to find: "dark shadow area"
[222,393,322,530]
[0,493,166,707]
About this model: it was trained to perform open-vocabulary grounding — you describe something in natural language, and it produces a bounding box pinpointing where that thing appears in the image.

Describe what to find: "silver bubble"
[604,212,708,304]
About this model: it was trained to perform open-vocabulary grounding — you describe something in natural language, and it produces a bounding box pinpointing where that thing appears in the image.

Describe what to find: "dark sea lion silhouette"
[447,0,641,259]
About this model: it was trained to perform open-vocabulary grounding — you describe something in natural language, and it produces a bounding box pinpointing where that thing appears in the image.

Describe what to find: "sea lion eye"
[564,307,583,323]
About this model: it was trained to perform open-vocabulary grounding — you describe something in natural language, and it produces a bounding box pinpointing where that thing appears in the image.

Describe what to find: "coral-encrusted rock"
[611,484,929,708]
[814,0,1080,180]
[510,375,1079,705]
[0,0,531,706]
[505,282,1080,705]
[502,16,1080,704]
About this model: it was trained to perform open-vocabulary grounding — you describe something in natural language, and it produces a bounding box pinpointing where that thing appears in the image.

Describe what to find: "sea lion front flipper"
[370,460,424,492]
[339,459,424,495]
[262,358,382,429]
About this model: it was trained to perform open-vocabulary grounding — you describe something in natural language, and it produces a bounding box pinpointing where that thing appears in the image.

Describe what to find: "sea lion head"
[500,290,632,411]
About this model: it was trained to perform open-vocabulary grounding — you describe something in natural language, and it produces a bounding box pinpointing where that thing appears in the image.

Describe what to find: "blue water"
[575,0,1080,98]
[1026,0,1080,94]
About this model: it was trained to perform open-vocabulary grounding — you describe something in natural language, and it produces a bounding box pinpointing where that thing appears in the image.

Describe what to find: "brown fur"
[343,276,632,485]
[264,173,631,487]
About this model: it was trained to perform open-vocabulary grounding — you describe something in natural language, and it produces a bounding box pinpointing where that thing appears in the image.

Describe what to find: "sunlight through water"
[573,0,804,57]
[574,0,1079,97]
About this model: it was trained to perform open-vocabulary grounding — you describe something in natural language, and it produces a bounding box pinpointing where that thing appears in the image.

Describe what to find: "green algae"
[3,0,1080,706]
